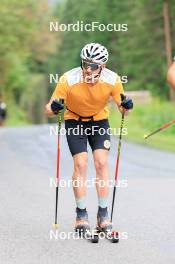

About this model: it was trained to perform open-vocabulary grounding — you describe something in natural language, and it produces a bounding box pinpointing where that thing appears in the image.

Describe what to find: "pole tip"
[52,223,59,229]
[144,134,148,139]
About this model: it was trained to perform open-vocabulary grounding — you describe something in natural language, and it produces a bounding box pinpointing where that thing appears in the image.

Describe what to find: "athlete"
[0,95,7,127]
[45,43,133,232]
[167,56,175,90]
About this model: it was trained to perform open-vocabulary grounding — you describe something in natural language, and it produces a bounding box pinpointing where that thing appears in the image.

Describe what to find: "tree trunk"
[163,0,175,101]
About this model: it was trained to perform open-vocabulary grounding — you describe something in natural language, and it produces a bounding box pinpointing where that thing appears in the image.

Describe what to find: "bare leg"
[72,152,89,228]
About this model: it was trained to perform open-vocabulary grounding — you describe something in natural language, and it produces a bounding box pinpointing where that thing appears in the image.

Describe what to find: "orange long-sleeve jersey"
[52,67,124,121]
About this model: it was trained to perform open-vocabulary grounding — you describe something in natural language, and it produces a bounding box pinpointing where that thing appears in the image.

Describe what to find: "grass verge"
[109,99,175,152]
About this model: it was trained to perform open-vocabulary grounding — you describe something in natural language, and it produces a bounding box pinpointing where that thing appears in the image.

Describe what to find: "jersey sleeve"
[111,78,124,105]
[51,75,68,100]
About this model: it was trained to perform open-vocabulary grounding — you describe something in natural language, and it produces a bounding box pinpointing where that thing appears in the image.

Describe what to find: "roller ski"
[96,207,119,243]
[75,208,99,243]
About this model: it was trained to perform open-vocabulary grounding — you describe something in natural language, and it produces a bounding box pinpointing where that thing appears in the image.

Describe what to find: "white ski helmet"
[80,43,109,64]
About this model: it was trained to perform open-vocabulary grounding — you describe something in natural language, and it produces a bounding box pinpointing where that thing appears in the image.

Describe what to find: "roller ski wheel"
[90,229,99,243]
[75,227,99,243]
[97,227,119,243]
[105,230,119,243]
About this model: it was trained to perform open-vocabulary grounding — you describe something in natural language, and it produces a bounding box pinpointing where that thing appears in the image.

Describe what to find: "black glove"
[120,94,133,110]
[51,99,64,114]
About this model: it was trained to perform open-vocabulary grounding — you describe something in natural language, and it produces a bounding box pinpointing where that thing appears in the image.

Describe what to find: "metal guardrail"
[109,91,152,105]
[126,91,152,104]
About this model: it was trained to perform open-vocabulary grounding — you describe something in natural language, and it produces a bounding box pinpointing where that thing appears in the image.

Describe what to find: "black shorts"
[65,119,111,156]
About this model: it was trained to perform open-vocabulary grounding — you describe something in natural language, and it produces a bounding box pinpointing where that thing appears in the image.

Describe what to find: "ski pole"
[111,112,125,222]
[144,119,175,139]
[53,99,64,229]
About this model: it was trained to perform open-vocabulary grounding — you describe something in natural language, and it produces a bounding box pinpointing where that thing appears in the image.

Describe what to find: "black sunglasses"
[82,60,102,71]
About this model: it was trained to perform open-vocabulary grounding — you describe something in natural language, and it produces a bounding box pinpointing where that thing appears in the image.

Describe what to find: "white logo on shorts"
[104,140,110,149]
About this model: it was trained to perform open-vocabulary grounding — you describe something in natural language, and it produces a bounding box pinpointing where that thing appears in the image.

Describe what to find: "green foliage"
[0,0,175,127]
[0,0,34,95]
[54,0,175,98]
[6,101,29,126]
[0,0,57,124]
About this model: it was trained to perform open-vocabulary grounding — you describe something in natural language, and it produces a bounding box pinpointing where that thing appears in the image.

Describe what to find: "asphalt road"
[0,124,175,264]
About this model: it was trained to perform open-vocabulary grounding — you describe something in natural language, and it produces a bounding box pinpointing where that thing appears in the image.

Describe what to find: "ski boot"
[97,207,119,243]
[75,208,90,234]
